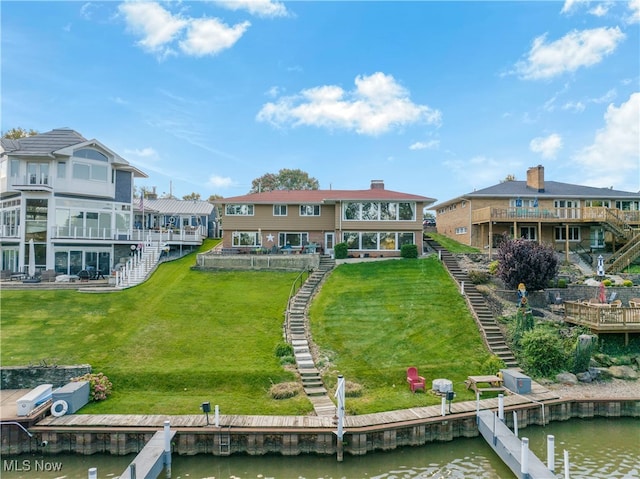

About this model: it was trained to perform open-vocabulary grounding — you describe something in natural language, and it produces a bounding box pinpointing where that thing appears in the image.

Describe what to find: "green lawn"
[1,244,494,415]
[309,257,493,413]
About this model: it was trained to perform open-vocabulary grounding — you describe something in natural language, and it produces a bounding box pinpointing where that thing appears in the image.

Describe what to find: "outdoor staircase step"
[304,387,327,396]
[294,346,309,354]
[299,368,319,376]
[290,333,307,341]
[292,339,308,347]
[296,360,315,369]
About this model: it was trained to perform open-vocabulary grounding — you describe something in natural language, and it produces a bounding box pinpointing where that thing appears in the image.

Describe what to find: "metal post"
[460,280,465,295]
[513,411,518,438]
[334,375,345,462]
[498,394,504,421]
[521,437,529,479]
[438,250,442,261]
[88,467,97,479]
[564,449,570,479]
[476,392,480,425]
[164,420,171,478]
[492,412,497,446]
[547,435,555,472]
[441,396,446,416]
[129,464,136,479]
[214,405,219,428]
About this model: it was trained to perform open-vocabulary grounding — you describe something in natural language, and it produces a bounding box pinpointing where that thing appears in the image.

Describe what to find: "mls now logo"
[3,459,63,472]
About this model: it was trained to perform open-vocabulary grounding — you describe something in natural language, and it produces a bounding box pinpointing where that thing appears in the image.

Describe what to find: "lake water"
[2,418,638,479]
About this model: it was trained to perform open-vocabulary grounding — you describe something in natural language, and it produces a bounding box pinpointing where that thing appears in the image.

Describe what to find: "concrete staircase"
[426,240,518,368]
[286,255,337,416]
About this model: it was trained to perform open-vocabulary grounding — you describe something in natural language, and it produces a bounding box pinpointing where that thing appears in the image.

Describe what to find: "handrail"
[284,268,311,342]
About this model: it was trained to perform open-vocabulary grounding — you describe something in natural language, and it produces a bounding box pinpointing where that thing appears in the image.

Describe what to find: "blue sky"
[2,1,639,204]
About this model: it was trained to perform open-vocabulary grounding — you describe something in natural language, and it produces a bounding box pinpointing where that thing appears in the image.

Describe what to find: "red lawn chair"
[406,366,426,393]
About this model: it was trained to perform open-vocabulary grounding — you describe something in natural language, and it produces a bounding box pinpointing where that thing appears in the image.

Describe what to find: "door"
[324,232,334,253]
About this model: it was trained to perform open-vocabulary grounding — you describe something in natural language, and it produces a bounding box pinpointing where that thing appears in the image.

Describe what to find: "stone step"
[299,367,319,376]
[294,346,309,354]
[295,352,313,361]
[304,387,327,396]
[297,359,315,369]
[302,379,324,388]
[291,339,308,347]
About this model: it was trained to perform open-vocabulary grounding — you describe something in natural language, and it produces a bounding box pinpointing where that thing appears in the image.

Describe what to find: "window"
[72,163,91,180]
[232,231,260,246]
[555,226,580,241]
[9,159,19,177]
[226,204,254,215]
[273,204,287,216]
[300,204,320,216]
[57,162,66,179]
[74,148,108,162]
[278,232,308,248]
[72,162,107,182]
[520,226,536,240]
[343,201,416,221]
[341,232,415,250]
[585,200,610,208]
[455,227,467,234]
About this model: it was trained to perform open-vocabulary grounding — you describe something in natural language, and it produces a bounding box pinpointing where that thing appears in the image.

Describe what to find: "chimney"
[526,165,544,192]
[370,180,385,190]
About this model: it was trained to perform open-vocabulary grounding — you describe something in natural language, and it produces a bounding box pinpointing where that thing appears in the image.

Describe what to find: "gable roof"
[432,180,639,209]
[218,188,436,205]
[135,198,214,215]
[1,128,86,156]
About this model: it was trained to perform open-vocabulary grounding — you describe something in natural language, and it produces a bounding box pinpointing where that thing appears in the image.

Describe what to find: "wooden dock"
[119,429,176,479]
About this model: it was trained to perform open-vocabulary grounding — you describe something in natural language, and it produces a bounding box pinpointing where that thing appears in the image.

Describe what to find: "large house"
[432,165,640,272]
[0,128,212,277]
[216,180,435,257]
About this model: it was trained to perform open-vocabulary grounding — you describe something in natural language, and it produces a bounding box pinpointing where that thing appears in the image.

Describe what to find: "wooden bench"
[465,375,506,395]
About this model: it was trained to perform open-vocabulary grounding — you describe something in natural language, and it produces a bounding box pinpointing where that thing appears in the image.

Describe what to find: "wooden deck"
[564,301,640,344]
[19,380,559,433]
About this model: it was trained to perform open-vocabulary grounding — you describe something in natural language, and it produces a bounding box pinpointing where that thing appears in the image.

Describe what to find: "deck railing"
[50,226,206,242]
[472,206,640,225]
[563,301,640,333]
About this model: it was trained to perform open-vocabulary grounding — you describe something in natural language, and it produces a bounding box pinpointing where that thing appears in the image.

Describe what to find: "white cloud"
[574,93,640,190]
[118,2,251,58]
[589,3,610,17]
[444,157,523,190]
[628,0,640,23]
[125,147,158,158]
[179,18,250,56]
[560,0,587,14]
[214,0,289,18]
[207,175,234,189]
[513,27,625,80]
[409,140,439,150]
[256,72,441,135]
[530,133,563,159]
[562,100,586,112]
[118,2,187,55]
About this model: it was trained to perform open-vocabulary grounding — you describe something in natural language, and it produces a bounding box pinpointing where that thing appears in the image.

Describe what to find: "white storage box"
[16,384,53,417]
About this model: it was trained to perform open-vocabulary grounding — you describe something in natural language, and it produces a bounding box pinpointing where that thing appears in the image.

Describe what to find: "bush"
[520,328,566,377]
[269,382,301,399]
[623,279,633,287]
[496,236,558,291]
[400,244,418,258]
[334,242,348,259]
[481,355,506,375]
[602,279,612,286]
[274,342,293,358]
[557,278,568,288]
[468,270,490,284]
[488,260,499,275]
[72,372,113,402]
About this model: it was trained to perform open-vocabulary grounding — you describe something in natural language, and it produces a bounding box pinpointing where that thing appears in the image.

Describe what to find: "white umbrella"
[28,238,36,278]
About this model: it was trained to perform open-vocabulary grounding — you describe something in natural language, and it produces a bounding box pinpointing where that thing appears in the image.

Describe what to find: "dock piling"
[564,450,570,479]
[164,421,171,478]
[513,411,518,438]
[547,435,555,472]
[521,437,529,479]
[88,467,97,479]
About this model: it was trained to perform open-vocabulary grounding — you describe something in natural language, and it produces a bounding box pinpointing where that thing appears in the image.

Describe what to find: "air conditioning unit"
[16,384,53,417]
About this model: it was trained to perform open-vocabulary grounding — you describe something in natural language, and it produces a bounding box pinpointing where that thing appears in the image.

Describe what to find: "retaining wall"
[4,399,639,457]
[1,365,92,390]
[196,254,319,271]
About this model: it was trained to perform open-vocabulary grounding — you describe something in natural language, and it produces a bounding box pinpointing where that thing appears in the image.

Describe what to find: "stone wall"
[1,365,92,390]
[196,253,319,271]
[496,285,640,307]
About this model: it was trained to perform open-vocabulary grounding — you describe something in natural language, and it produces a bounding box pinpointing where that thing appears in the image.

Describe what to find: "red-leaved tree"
[496,236,558,291]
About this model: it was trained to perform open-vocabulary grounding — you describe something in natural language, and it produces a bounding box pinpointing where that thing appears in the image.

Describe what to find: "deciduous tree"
[2,127,38,139]
[250,169,319,193]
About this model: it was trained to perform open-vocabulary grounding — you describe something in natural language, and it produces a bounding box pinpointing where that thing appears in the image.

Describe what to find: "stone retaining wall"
[196,253,319,271]
[0,365,92,390]
[496,285,640,308]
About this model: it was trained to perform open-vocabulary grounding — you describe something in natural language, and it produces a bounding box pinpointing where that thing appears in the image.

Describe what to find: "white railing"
[114,239,165,289]
[0,225,20,238]
[50,225,206,242]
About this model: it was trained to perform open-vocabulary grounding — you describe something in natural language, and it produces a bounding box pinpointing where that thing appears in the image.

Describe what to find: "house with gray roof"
[0,128,210,278]
[431,165,640,273]
[215,180,435,257]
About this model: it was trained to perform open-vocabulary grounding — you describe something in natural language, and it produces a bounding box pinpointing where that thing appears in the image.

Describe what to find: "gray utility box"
[52,381,90,414]
[500,369,531,394]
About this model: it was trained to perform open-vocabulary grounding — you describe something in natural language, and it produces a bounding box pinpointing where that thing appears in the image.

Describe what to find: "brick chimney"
[370,180,385,190]
[526,165,545,192]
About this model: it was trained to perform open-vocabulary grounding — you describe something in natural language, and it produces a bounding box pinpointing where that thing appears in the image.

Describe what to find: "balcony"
[50,226,206,244]
[0,225,21,239]
[472,206,640,225]
[9,175,53,192]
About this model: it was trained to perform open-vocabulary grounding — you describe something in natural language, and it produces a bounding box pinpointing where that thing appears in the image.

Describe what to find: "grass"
[309,256,493,414]
[1,243,495,415]
[426,232,481,253]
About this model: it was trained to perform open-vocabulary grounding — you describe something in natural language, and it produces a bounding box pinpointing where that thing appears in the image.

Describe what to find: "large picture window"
[555,226,580,241]
[226,204,254,215]
[341,232,415,250]
[278,232,308,247]
[343,201,416,221]
[232,231,260,246]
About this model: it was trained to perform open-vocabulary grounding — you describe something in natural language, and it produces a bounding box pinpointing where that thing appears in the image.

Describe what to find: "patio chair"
[406,367,426,393]
[610,299,622,308]
[607,292,618,304]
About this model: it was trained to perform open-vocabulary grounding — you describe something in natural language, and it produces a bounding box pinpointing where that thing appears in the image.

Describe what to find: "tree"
[250,168,319,193]
[501,174,517,182]
[496,236,558,291]
[207,194,223,203]
[2,127,38,139]
[182,192,201,201]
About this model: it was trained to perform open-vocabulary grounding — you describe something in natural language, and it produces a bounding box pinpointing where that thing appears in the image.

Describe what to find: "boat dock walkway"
[119,429,176,479]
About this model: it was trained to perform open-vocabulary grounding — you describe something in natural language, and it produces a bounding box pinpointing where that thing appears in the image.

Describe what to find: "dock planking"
[30,383,560,433]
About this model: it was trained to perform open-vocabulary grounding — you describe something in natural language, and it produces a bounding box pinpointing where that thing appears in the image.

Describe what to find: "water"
[2,418,638,479]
